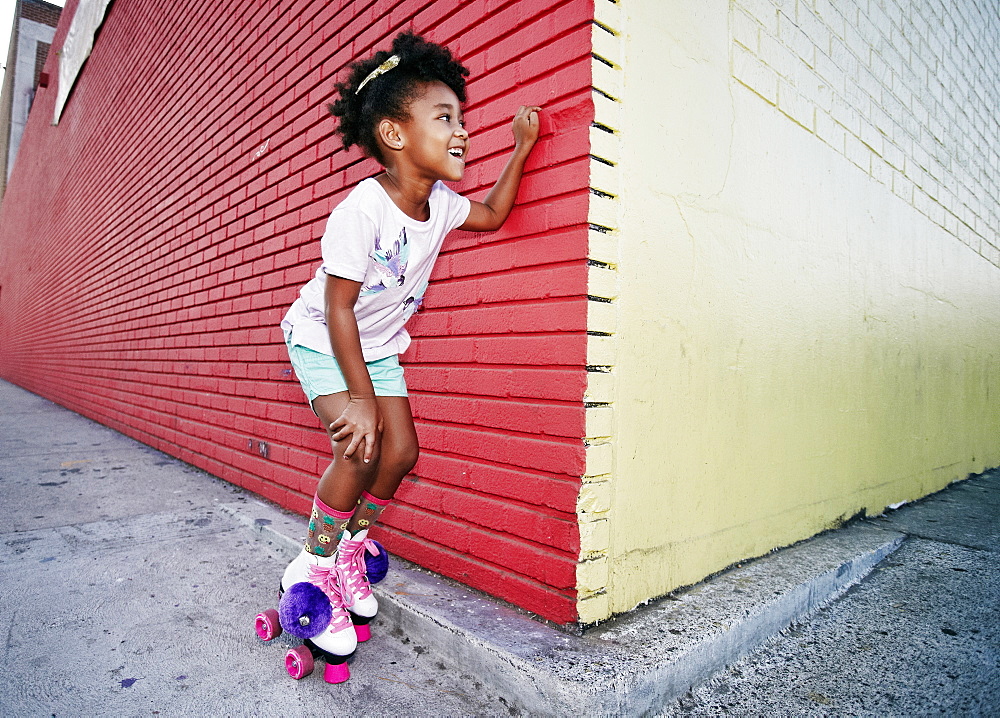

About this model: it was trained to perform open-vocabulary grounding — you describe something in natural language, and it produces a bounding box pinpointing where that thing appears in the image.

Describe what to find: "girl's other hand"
[329,396,382,463]
[512,105,542,150]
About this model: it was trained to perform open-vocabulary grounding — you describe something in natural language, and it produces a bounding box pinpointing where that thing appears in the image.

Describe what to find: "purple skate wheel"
[364,539,389,584]
[254,609,281,641]
[323,660,350,684]
[285,645,314,679]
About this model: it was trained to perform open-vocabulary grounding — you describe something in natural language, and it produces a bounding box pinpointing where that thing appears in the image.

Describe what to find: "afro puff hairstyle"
[329,31,470,165]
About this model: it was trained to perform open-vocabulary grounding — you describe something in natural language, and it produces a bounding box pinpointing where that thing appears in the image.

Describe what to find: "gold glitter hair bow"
[356,55,400,95]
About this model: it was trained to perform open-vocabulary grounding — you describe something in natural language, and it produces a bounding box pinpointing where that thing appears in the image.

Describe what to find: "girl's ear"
[377,119,404,153]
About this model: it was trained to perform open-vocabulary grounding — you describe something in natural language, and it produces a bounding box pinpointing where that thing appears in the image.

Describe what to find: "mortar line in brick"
[398,476,579,523]
[408,329,588,340]
[420,444,580,478]
[407,455,581,491]
[410,417,583,442]
[327,0,443,71]
[413,415,585,442]
[378,526,578,621]
[440,223,588,250]
[415,296,587,313]
[443,0,592,68]
[429,261,587,285]
[84,5,245,202]
[410,390,583,408]
[386,503,580,564]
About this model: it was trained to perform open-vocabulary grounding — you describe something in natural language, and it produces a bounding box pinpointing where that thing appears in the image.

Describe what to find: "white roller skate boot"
[281,548,358,659]
[335,529,379,641]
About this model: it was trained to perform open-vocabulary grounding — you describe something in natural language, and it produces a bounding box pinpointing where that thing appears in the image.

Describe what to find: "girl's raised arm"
[459,105,542,232]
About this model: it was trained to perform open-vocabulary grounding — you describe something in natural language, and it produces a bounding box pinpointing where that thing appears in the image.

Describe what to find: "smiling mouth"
[448,147,464,158]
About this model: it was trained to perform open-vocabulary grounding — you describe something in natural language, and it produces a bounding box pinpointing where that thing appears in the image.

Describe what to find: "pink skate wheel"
[323,661,350,684]
[285,645,314,679]
[354,623,371,642]
[254,609,281,641]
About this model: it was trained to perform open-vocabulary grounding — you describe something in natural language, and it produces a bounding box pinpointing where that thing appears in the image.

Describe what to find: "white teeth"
[449,148,463,157]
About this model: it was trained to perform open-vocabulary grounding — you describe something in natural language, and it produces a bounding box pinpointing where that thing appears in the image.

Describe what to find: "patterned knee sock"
[305,496,352,557]
[347,491,391,534]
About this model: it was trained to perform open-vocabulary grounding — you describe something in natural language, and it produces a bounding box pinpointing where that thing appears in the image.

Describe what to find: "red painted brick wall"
[0,0,593,623]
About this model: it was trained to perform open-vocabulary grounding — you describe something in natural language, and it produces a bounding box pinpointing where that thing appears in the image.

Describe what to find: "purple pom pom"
[278,582,331,639]
[364,539,389,584]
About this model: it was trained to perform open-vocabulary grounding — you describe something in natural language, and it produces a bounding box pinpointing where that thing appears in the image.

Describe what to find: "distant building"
[0,0,61,199]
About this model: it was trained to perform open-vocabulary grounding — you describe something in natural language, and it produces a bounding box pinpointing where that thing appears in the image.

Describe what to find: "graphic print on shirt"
[360,228,409,296]
[401,279,428,321]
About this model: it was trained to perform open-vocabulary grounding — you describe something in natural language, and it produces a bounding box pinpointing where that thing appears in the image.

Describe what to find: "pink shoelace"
[306,564,353,631]
[337,535,380,605]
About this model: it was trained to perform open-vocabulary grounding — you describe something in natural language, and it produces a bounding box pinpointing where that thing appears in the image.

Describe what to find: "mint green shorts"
[286,343,407,402]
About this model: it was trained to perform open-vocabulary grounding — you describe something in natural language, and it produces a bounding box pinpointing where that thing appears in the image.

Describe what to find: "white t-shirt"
[281,178,471,361]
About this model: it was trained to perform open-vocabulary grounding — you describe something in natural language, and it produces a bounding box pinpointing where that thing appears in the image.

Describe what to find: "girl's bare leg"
[312,392,381,512]
[342,395,418,534]
[366,395,419,500]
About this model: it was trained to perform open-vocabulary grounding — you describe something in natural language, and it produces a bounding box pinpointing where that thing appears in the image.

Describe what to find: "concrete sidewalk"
[1,378,997,716]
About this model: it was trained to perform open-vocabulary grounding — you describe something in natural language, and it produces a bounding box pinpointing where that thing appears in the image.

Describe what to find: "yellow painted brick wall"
[581,0,1000,621]
[731,0,1000,267]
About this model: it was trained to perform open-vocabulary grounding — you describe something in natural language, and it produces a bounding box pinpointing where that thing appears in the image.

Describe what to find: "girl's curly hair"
[329,31,470,164]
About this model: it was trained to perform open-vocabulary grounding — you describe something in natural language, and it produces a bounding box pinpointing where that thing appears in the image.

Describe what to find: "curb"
[223,500,904,714]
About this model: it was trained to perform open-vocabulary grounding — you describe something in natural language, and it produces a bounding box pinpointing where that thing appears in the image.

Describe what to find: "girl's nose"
[455,125,469,139]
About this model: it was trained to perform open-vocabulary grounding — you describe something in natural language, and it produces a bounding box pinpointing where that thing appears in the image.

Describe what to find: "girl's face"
[397,81,469,182]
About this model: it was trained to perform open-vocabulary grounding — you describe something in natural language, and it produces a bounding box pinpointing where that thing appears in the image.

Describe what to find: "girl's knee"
[328,440,381,482]
[384,441,418,477]
[402,443,419,474]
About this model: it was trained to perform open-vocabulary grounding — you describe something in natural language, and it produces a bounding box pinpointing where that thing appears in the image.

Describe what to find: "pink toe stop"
[324,661,350,684]
[354,623,371,642]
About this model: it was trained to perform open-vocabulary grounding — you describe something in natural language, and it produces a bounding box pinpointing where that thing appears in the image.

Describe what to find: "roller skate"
[254,550,357,683]
[253,539,389,683]
[335,529,385,642]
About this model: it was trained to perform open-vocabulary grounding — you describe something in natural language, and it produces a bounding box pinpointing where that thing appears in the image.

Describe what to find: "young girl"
[277,31,540,681]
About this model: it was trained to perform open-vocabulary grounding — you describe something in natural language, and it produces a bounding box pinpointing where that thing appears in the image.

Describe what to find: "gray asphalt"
[674,538,999,716]
[0,380,503,717]
[667,476,1000,717]
[2,377,998,716]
